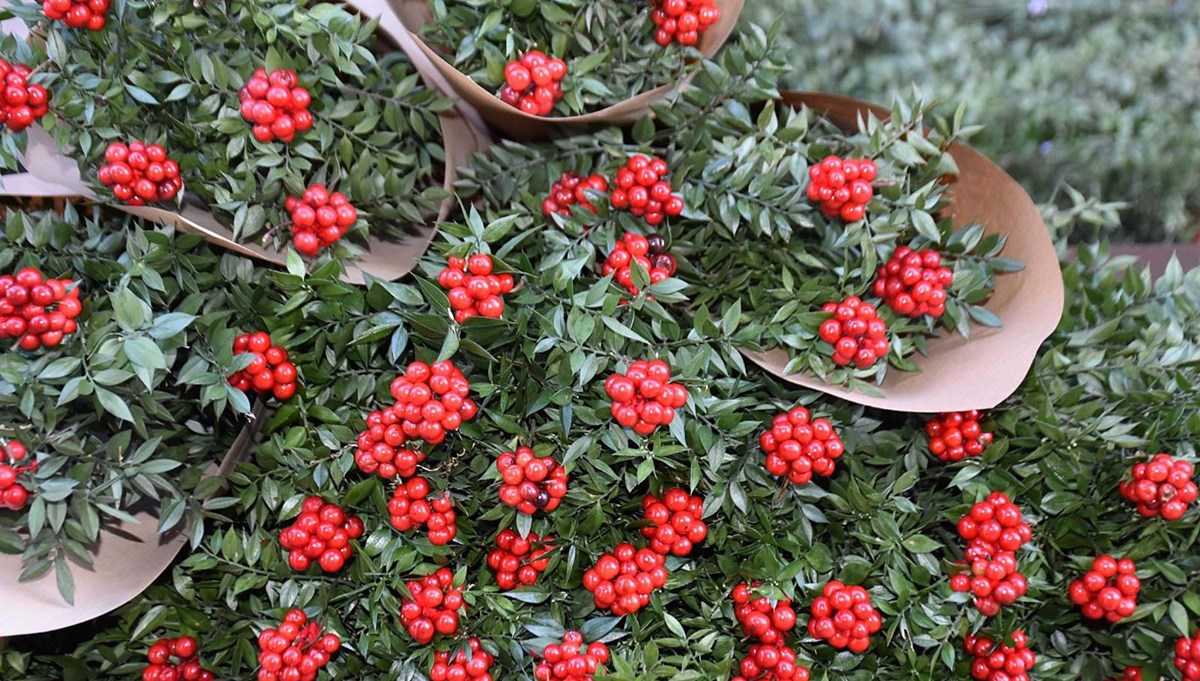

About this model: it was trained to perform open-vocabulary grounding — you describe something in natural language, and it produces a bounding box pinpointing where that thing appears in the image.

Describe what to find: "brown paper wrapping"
[0,0,491,285]
[0,403,266,637]
[386,0,745,140]
[739,92,1065,413]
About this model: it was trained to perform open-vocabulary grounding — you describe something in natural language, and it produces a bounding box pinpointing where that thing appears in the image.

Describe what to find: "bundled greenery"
[0,0,453,249]
[0,5,1198,681]
[422,0,706,114]
[750,0,1200,242]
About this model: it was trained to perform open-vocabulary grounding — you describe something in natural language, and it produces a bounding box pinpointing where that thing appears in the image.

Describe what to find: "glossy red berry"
[388,476,457,546]
[925,410,993,462]
[599,232,676,299]
[604,359,688,436]
[499,51,567,116]
[227,331,298,401]
[98,141,181,205]
[535,632,608,681]
[641,488,706,556]
[950,492,1032,617]
[964,631,1035,681]
[255,610,339,681]
[387,360,476,445]
[1120,453,1196,520]
[543,172,608,219]
[496,446,568,515]
[0,61,50,131]
[806,156,877,222]
[582,544,667,615]
[1069,554,1140,623]
[142,636,215,681]
[439,254,515,324]
[42,0,107,29]
[819,296,888,369]
[807,581,880,653]
[278,497,362,574]
[286,184,356,256]
[609,155,684,225]
[400,568,464,644]
[239,68,311,144]
[488,528,554,590]
[650,0,720,46]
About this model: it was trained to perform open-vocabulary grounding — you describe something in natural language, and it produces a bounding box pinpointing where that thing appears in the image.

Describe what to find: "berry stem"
[26,59,53,78]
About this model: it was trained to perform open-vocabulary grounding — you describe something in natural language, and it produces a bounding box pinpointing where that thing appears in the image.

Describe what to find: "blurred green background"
[748,0,1200,242]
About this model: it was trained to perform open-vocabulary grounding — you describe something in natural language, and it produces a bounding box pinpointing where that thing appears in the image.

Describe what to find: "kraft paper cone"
[740,92,1065,413]
[387,0,744,140]
[0,402,266,636]
[0,0,491,285]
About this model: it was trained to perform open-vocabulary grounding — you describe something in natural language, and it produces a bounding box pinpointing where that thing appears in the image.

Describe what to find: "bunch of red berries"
[0,61,49,132]
[284,184,357,256]
[1120,453,1197,520]
[98,141,182,205]
[496,446,568,515]
[0,440,32,511]
[389,360,478,445]
[438,254,515,324]
[817,296,889,369]
[355,406,425,480]
[650,0,720,46]
[1176,632,1200,680]
[758,406,845,486]
[239,68,312,143]
[951,493,1032,616]
[142,636,215,681]
[1068,555,1139,623]
[873,245,954,318]
[388,477,457,546]
[805,155,877,223]
[807,581,881,653]
[278,497,364,573]
[732,644,810,681]
[499,51,566,116]
[0,267,82,351]
[487,529,554,590]
[543,172,608,218]
[600,233,677,298]
[610,155,684,226]
[255,610,340,681]
[430,637,494,681]
[534,631,609,681]
[731,582,797,646]
[400,568,464,644]
[925,410,993,462]
[42,0,108,30]
[1107,667,1143,681]
[227,331,299,401]
[964,630,1035,681]
[604,359,689,435]
[641,488,707,556]
[582,543,669,615]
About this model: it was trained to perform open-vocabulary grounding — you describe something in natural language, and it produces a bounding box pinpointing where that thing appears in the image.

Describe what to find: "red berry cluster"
[239,68,312,143]
[355,406,425,480]
[543,172,608,217]
[400,568,464,644]
[600,233,677,298]
[98,141,182,205]
[389,360,478,445]
[0,267,82,351]
[499,51,566,116]
[610,155,684,226]
[142,636,214,681]
[650,0,720,46]
[758,406,844,486]
[731,582,797,646]
[285,184,357,256]
[0,61,49,132]
[805,155,877,223]
[604,359,689,435]
[873,245,953,318]
[439,254,515,324]
[950,493,1033,616]
[487,529,554,590]
[534,631,609,681]
[1108,667,1143,681]
[582,543,668,615]
[1120,453,1197,520]
[255,610,340,681]
[278,496,364,573]
[925,410,993,462]
[388,477,457,546]
[807,581,881,653]
[641,488,707,556]
[228,331,299,401]
[733,644,810,681]
[0,440,32,511]
[1177,632,1200,680]
[1068,555,1139,623]
[964,630,1035,681]
[818,296,888,368]
[42,0,108,30]
[431,637,494,681]
[496,446,568,515]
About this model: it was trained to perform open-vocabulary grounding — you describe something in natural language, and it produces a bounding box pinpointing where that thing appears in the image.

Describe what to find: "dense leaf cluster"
[0,0,452,247]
